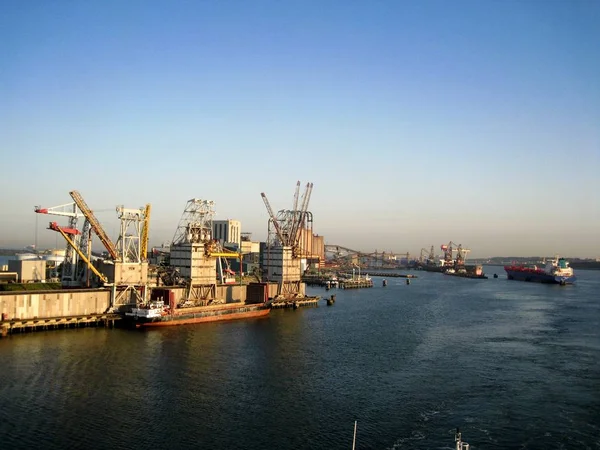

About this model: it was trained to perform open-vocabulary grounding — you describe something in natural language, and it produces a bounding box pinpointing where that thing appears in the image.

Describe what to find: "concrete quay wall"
[0,289,111,321]
[1,282,299,322]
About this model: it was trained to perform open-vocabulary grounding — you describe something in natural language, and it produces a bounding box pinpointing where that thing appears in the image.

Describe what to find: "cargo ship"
[504,256,576,285]
[125,301,270,328]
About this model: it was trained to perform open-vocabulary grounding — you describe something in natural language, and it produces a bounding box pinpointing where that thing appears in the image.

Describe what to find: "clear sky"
[1,0,599,258]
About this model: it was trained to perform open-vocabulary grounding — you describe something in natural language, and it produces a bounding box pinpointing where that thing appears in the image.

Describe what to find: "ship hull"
[129,304,270,328]
[444,272,488,279]
[504,269,576,285]
[418,264,447,273]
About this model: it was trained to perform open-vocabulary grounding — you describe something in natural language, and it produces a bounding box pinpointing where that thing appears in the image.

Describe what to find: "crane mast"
[260,193,285,245]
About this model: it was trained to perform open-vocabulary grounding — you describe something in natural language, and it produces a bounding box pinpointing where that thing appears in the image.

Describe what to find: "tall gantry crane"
[115,204,151,263]
[260,181,314,296]
[261,182,314,257]
[38,191,151,299]
[441,241,470,267]
[441,242,456,266]
[168,199,239,303]
[172,198,215,246]
[428,245,435,264]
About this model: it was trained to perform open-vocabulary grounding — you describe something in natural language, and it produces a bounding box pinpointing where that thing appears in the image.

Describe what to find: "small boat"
[504,255,576,285]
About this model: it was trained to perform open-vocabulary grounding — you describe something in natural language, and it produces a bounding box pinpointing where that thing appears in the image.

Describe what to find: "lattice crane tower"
[260,182,314,298]
[172,199,215,245]
[170,199,219,302]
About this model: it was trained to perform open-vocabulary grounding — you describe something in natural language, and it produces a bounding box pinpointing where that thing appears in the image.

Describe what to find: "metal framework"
[260,182,315,298]
[115,205,146,263]
[35,203,83,284]
[172,199,215,245]
[47,222,108,284]
[70,190,119,260]
[441,241,470,267]
[140,204,151,260]
[324,245,411,269]
[261,182,314,257]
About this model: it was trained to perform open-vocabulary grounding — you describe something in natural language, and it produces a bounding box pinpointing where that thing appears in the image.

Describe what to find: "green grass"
[0,283,63,292]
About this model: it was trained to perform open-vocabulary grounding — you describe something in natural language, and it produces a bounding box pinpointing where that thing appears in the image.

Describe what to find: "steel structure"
[324,245,410,268]
[169,199,239,304]
[70,190,119,260]
[441,241,470,267]
[47,222,108,284]
[455,244,471,266]
[140,204,151,261]
[260,182,314,297]
[261,182,314,257]
[172,199,215,245]
[115,205,147,263]
[35,203,85,284]
[38,192,152,305]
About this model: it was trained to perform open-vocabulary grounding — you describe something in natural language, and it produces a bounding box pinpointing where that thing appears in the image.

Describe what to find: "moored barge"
[125,301,270,328]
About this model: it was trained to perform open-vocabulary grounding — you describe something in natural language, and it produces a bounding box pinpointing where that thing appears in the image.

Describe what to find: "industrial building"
[212,219,241,250]
[8,260,46,283]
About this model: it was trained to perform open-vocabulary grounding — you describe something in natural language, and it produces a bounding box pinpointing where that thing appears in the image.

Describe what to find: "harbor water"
[1,267,599,449]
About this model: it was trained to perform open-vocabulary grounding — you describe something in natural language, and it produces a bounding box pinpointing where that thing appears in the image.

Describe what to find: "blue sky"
[1,0,599,258]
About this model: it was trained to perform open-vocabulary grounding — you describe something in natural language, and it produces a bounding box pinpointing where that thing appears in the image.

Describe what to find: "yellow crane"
[70,190,119,261]
[48,222,108,284]
[140,204,151,260]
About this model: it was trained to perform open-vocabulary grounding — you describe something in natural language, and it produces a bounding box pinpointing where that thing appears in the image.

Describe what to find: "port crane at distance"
[261,181,314,258]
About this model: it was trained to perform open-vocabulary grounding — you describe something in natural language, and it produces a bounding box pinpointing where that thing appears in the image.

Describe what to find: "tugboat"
[504,255,576,285]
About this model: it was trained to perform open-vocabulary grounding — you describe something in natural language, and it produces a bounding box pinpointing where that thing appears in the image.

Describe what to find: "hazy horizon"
[1,1,599,259]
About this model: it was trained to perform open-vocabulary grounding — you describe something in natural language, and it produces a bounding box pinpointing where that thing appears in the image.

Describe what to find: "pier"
[269,296,320,309]
[360,272,418,278]
[339,279,373,289]
[1,313,121,337]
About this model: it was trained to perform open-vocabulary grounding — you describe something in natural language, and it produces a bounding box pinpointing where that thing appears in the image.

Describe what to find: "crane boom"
[70,190,119,260]
[34,202,83,218]
[290,182,313,248]
[140,204,151,261]
[48,222,108,284]
[292,180,300,214]
[261,192,285,244]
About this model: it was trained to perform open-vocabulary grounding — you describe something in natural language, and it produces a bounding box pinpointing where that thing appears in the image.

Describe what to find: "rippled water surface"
[1,267,599,449]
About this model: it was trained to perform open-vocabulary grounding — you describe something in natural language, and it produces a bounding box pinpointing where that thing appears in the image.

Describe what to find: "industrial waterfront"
[1,268,599,450]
